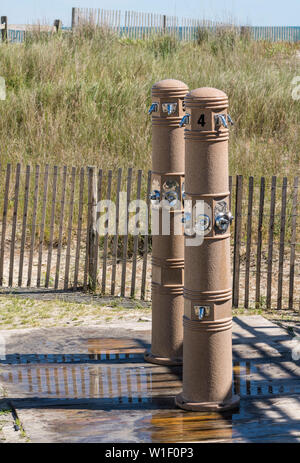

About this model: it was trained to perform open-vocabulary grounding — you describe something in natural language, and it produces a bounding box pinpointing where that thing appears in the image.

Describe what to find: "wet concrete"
[0,316,299,442]
[1,359,300,404]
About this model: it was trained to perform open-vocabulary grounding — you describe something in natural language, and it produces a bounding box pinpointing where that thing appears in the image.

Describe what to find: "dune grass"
[0,28,299,179]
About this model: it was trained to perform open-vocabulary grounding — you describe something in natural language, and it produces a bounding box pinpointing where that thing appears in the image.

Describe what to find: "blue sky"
[1,0,300,27]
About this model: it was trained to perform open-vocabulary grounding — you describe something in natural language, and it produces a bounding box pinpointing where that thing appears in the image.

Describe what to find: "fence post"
[71,7,77,29]
[1,16,8,42]
[54,19,62,32]
[163,15,166,34]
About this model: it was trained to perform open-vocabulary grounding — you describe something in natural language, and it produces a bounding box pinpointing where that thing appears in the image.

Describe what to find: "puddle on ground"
[136,410,235,442]
[1,338,147,365]
[1,337,300,442]
[1,359,299,401]
[0,363,183,403]
[1,337,299,398]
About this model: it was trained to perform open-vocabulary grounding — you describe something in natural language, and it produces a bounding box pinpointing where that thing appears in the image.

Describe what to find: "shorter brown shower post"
[144,79,188,366]
[176,87,240,411]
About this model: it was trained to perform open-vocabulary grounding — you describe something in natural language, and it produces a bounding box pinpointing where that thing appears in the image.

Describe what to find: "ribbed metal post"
[176,87,240,411]
[145,79,188,366]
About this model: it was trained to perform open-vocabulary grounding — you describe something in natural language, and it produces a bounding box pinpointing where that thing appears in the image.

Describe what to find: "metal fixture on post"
[175,87,240,411]
[145,79,189,366]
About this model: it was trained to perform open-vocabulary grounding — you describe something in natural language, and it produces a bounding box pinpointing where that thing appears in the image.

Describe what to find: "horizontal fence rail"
[0,164,299,311]
[1,9,299,43]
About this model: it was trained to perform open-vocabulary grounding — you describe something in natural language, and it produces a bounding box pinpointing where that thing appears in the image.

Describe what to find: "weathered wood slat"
[277,177,287,310]
[83,168,92,291]
[54,166,67,289]
[45,166,58,288]
[18,165,30,287]
[244,176,254,308]
[87,167,98,291]
[255,177,265,305]
[0,164,11,286]
[64,167,76,290]
[94,169,103,289]
[37,165,49,288]
[288,176,298,310]
[229,175,232,211]
[73,167,84,290]
[131,169,142,298]
[121,168,133,297]
[141,170,151,300]
[266,176,277,309]
[101,170,113,294]
[111,168,122,296]
[8,163,21,287]
[27,165,40,287]
[232,175,243,307]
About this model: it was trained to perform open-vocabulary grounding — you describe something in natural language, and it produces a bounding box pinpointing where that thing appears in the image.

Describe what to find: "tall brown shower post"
[176,87,240,411]
[144,79,188,366]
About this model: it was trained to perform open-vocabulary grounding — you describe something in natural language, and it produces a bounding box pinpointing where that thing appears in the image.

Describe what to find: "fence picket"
[8,163,21,287]
[94,169,103,289]
[73,167,84,289]
[255,177,265,306]
[0,164,11,286]
[288,177,298,310]
[266,176,277,309]
[232,175,243,307]
[37,165,49,288]
[229,175,232,211]
[87,167,98,291]
[130,169,142,298]
[45,166,58,288]
[141,170,151,300]
[27,165,40,287]
[101,170,113,293]
[55,166,67,289]
[18,165,30,287]
[64,167,76,290]
[121,168,133,297]
[244,176,254,308]
[111,168,122,295]
[83,168,91,291]
[277,177,287,310]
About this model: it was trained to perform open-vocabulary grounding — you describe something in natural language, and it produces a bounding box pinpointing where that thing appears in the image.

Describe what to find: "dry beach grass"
[0,28,299,180]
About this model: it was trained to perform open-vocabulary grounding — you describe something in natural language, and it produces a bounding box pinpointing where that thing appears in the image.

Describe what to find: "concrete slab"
[0,316,299,443]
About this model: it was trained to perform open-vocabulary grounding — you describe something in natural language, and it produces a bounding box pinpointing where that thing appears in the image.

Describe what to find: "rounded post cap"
[152,79,189,98]
[185,87,228,108]
[152,79,189,90]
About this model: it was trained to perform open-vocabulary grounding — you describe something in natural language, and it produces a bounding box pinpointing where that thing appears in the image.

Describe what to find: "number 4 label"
[197,114,205,127]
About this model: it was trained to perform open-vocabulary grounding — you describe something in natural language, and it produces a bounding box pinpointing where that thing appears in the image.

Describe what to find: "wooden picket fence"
[72,7,300,43]
[2,10,299,43]
[0,163,299,310]
[72,7,212,41]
